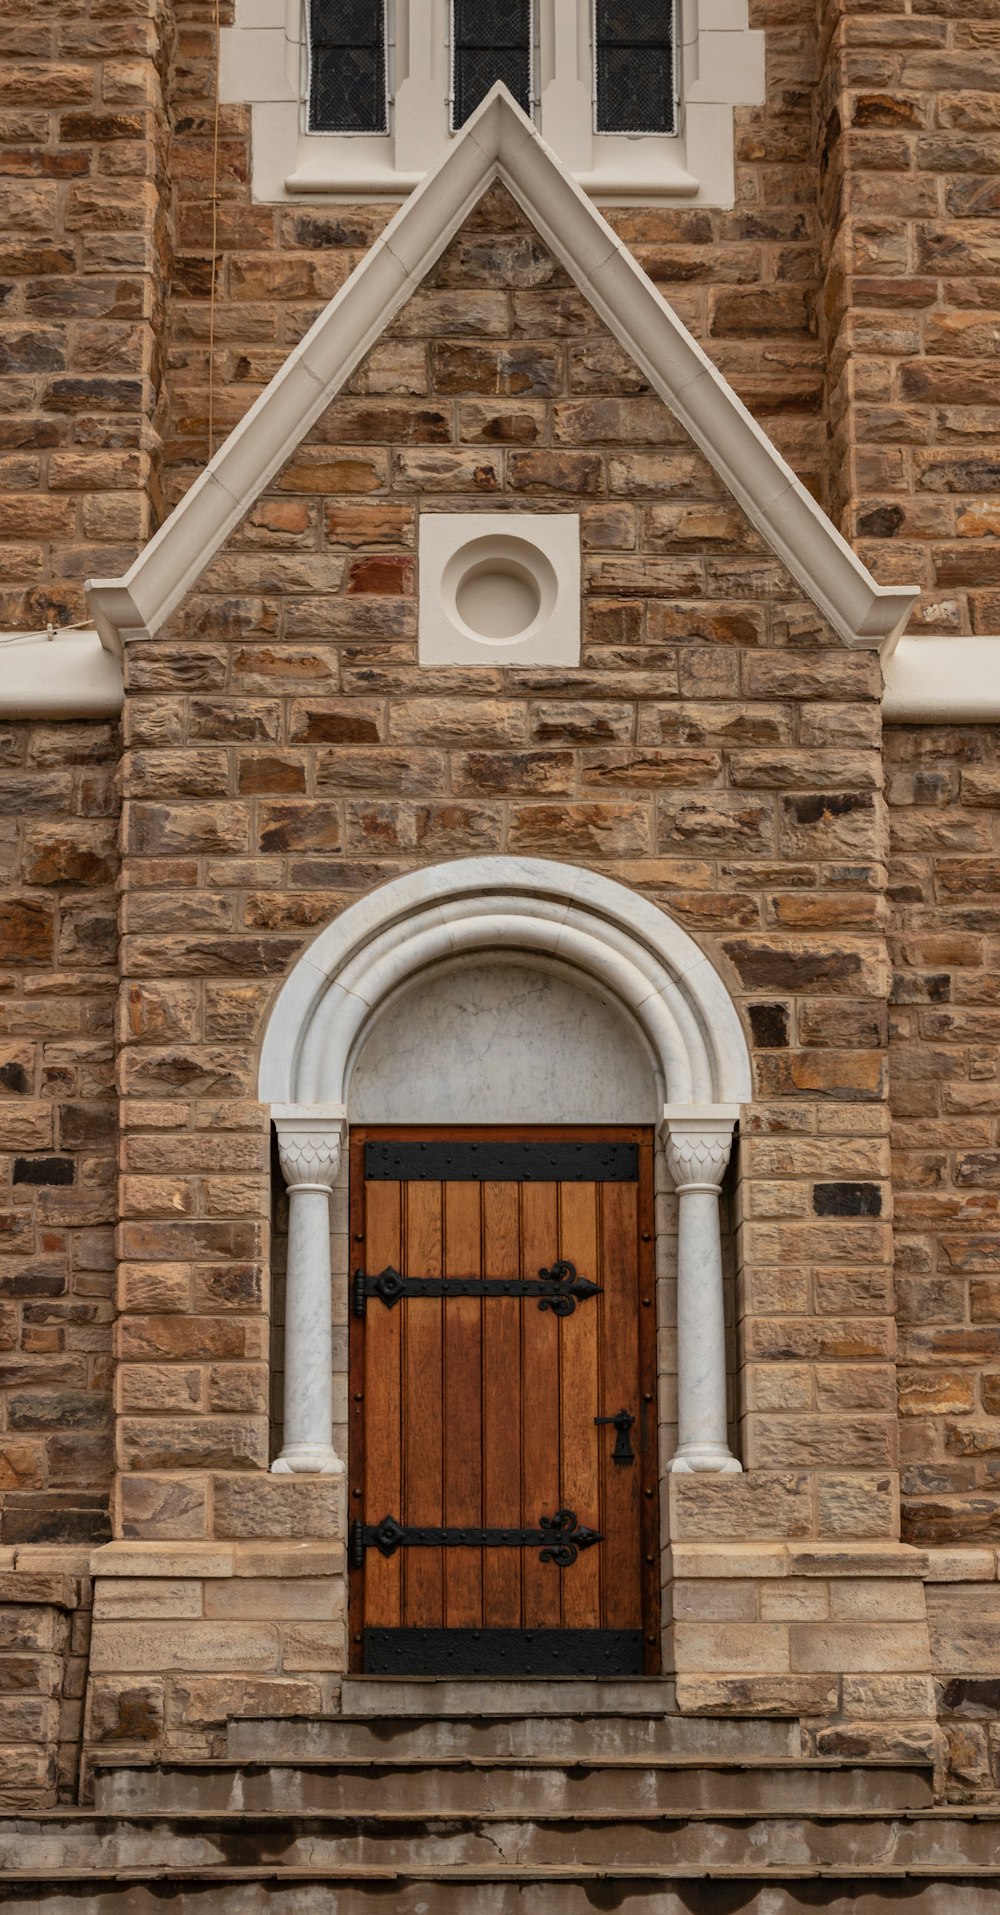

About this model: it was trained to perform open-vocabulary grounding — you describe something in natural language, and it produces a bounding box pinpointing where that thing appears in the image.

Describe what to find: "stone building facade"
[3,0,1000,1900]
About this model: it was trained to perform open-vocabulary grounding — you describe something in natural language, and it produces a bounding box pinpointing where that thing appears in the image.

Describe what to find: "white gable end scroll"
[85,87,918,664]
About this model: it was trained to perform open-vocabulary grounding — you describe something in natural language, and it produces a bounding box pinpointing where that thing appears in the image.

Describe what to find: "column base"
[669,1445,743,1474]
[271,1445,344,1475]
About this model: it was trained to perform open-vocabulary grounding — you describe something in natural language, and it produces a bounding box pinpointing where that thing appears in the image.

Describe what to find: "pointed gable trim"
[86,88,917,662]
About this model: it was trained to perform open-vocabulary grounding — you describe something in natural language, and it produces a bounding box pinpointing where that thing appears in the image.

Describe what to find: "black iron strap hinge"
[351,1508,603,1570]
[353,1259,600,1318]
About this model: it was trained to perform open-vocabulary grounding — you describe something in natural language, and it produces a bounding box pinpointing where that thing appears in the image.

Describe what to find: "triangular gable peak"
[86,87,917,662]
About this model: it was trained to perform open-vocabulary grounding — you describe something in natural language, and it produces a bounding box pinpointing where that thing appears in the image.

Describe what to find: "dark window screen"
[595,1,675,135]
[309,0,387,133]
[452,0,532,127]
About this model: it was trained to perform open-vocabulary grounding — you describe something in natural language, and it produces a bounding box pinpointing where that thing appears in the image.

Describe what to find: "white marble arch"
[259,857,752,1480]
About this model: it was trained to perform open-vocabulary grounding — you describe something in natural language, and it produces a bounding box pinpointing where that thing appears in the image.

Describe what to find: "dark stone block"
[813,1181,883,1217]
[749,1002,789,1048]
[938,1678,1000,1718]
[12,1157,75,1187]
[0,1494,111,1546]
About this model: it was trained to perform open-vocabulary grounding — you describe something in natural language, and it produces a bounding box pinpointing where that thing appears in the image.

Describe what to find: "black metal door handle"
[594,1408,635,1466]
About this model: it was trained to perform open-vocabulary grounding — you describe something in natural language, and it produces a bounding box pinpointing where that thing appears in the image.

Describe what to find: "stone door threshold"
[338,1677,679,1717]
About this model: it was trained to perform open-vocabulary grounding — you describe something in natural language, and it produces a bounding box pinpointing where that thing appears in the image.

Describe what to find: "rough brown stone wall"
[0,0,171,631]
[887,721,1000,1549]
[0,719,118,1547]
[114,185,895,1547]
[0,1561,92,1808]
[817,0,1000,634]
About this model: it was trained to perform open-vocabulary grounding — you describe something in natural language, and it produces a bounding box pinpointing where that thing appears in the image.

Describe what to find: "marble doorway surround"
[258,858,752,1481]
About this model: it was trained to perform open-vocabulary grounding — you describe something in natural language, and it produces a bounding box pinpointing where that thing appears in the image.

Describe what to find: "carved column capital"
[660,1110,736,1193]
[272,1104,346,1192]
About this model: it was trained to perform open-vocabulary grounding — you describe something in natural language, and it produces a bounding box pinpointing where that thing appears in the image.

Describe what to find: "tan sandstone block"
[841,1675,936,1718]
[675,1675,837,1716]
[673,1623,791,1674]
[92,1544,234,1578]
[168,1675,324,1729]
[672,1582,759,1621]
[232,1543,344,1578]
[670,1473,812,1540]
[212,1474,344,1540]
[923,1548,996,1582]
[280,1623,347,1671]
[89,1621,279,1674]
[205,1578,342,1621]
[789,1623,929,1673]
[759,1581,831,1621]
[93,1579,204,1620]
[829,1579,926,1621]
[669,1544,789,1580]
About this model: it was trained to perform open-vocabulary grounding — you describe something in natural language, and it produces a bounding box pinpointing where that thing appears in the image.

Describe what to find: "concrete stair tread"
[4,1865,1000,1882]
[93,1753,931,1770]
[224,1713,806,1762]
[335,1680,678,1718]
[5,1807,998,1824]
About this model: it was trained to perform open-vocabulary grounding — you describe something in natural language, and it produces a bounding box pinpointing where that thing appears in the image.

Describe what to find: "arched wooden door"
[348,1126,659,1676]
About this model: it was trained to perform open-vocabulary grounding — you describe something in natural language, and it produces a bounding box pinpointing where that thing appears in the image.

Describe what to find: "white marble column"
[662,1109,742,1475]
[270,1105,346,1476]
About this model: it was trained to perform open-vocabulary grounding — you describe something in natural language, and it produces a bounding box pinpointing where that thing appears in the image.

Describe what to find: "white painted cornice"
[0,631,123,718]
[85,86,917,662]
[882,635,1000,724]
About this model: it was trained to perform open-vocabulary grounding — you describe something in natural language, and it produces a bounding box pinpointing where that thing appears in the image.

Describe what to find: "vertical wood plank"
[557,1181,601,1630]
[599,1179,641,1630]
[402,1181,443,1627]
[482,1181,521,1627]
[638,1134,661,1672]
[362,1174,403,1630]
[443,1180,483,1628]
[520,1181,561,1626]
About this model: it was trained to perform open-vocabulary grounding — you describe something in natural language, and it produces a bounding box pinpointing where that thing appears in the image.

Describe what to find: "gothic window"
[595,2,675,136]
[451,0,533,129]
[224,0,763,207]
[309,0,388,133]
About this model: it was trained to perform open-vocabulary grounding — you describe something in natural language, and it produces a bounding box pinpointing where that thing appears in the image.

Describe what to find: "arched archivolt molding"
[258,856,751,1111]
[261,857,750,1481]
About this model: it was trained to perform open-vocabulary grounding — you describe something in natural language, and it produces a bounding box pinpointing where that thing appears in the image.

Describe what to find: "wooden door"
[349,1126,658,1676]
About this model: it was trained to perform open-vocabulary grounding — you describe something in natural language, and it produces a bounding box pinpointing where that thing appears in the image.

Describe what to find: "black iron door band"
[351,1508,602,1569]
[364,1627,643,1677]
[353,1259,600,1318]
[365,1139,638,1182]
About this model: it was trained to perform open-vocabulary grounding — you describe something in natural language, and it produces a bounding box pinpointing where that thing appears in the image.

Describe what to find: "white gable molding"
[258,856,752,1110]
[85,86,917,661]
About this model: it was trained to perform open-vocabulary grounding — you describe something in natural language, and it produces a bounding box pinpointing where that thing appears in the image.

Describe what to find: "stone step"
[1,1809,998,1877]
[92,1758,935,1818]
[1,1880,998,1915]
[227,1708,799,1762]
[338,1677,678,1717]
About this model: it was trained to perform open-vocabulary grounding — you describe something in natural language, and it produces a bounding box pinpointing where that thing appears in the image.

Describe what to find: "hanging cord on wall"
[0,620,94,648]
[207,0,223,460]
